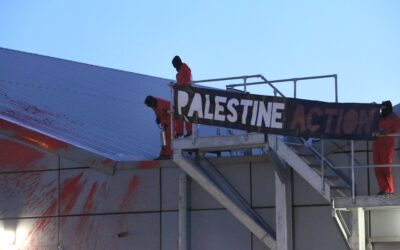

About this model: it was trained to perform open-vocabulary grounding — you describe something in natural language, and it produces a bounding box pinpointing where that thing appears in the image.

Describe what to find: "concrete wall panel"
[59,168,160,215]
[0,217,58,249]
[60,213,160,250]
[374,243,400,250]
[251,162,275,208]
[293,171,328,206]
[162,210,252,250]
[190,210,251,250]
[161,212,179,250]
[161,167,182,211]
[0,171,58,218]
[294,206,348,250]
[252,208,275,250]
[370,210,400,238]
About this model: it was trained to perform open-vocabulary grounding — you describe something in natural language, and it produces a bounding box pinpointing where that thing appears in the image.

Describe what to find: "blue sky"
[1,0,399,104]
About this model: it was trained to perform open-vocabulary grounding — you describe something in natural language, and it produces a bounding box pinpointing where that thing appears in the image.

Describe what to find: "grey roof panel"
[0,48,172,161]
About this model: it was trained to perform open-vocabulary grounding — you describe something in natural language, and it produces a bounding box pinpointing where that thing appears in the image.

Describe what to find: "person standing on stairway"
[172,55,193,137]
[373,100,400,195]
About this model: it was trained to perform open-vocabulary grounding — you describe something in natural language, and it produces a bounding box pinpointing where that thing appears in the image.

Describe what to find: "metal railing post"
[293,80,297,99]
[321,139,325,193]
[351,140,355,203]
[334,75,338,103]
[170,84,175,158]
[244,77,248,140]
[193,113,198,145]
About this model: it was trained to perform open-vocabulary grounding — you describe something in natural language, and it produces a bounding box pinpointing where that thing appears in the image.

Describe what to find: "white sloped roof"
[0,47,173,161]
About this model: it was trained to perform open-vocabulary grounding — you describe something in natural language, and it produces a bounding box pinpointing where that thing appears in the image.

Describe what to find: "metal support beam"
[179,173,189,250]
[173,133,266,152]
[350,208,366,250]
[173,152,277,249]
[275,171,293,250]
[332,208,351,249]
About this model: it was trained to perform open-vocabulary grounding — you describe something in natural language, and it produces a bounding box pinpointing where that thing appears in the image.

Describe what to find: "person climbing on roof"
[144,95,181,160]
[172,55,192,137]
[373,100,400,196]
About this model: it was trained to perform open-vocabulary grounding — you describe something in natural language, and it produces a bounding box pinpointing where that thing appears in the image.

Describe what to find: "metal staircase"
[172,131,355,249]
[280,136,352,198]
[267,134,351,202]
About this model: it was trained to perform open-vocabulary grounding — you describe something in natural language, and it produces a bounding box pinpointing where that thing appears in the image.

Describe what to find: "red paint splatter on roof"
[22,105,43,115]
[119,175,139,209]
[0,139,44,171]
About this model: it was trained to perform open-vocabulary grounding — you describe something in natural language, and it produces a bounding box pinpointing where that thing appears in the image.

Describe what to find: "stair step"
[296,153,315,157]
[324,174,340,179]
[309,166,338,177]
[331,185,351,190]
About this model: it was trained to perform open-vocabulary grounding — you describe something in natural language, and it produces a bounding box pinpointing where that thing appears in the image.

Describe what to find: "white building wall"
[1,138,400,249]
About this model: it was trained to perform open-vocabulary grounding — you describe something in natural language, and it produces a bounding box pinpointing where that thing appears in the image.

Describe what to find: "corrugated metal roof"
[0,47,173,161]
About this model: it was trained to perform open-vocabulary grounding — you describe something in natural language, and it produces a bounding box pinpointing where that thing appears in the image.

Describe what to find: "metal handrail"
[334,163,400,169]
[192,75,264,84]
[332,133,400,203]
[299,138,353,188]
[224,74,338,102]
[331,133,400,171]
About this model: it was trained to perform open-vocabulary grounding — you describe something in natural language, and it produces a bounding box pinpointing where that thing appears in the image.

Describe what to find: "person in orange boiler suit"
[172,55,192,137]
[373,100,400,195]
[144,95,181,160]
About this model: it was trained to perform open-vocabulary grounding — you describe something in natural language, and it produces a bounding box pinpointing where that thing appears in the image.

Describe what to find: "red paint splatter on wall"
[136,160,160,169]
[78,182,98,228]
[101,158,113,166]
[119,175,139,210]
[99,182,110,200]
[60,172,87,216]
[25,179,57,216]
[25,173,87,243]
[82,182,97,213]
[0,139,44,171]
[27,199,58,241]
[128,175,139,194]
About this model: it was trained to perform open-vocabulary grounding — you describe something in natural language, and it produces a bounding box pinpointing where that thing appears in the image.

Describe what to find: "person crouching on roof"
[144,95,182,160]
[373,100,400,196]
